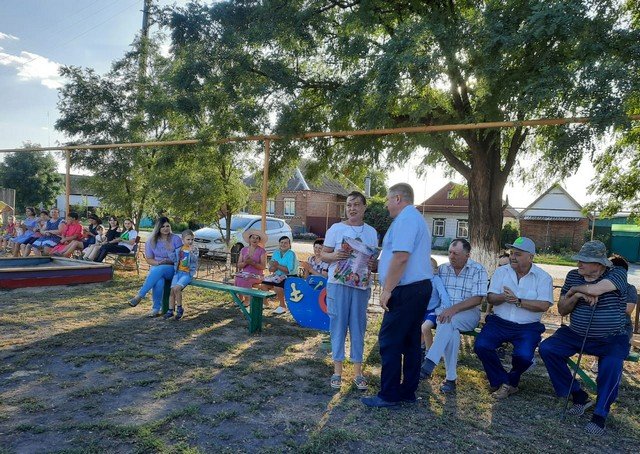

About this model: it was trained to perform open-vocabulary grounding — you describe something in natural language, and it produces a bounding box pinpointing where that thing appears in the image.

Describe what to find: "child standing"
[164,230,198,320]
[421,258,451,356]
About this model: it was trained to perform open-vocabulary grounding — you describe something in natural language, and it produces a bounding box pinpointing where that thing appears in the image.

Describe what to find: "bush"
[170,221,189,233]
[500,222,519,247]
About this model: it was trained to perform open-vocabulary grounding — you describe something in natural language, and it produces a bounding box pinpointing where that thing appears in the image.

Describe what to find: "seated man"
[474,237,553,399]
[539,241,629,436]
[419,238,488,393]
[300,238,329,278]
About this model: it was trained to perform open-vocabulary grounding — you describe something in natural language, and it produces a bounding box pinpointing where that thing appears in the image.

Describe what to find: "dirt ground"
[1,266,639,453]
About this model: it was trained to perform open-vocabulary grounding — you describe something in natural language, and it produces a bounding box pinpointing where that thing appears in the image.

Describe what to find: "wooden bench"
[105,237,141,275]
[160,278,275,333]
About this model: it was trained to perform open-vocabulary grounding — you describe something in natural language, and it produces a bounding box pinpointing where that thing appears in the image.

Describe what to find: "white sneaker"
[147,310,161,317]
[272,306,287,315]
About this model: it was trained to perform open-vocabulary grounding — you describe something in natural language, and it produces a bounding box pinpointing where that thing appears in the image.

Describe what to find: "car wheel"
[230,243,243,264]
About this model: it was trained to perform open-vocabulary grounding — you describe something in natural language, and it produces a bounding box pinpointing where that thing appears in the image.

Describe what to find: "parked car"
[193,214,292,261]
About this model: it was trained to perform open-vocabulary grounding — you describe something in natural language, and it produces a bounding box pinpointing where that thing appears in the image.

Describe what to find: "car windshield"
[212,217,253,231]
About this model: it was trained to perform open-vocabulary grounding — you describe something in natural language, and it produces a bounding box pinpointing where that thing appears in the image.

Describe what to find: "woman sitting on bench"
[94,218,137,262]
[128,217,182,317]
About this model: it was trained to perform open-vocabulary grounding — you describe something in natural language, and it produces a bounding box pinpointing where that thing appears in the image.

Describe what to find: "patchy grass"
[1,270,639,453]
[535,253,577,266]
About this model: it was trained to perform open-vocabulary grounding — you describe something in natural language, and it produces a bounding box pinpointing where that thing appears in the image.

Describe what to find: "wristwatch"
[515,298,522,308]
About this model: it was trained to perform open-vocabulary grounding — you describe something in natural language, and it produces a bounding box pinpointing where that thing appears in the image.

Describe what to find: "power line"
[0,0,143,67]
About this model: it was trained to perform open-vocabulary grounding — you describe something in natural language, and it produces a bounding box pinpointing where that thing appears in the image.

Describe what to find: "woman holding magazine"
[321,191,378,391]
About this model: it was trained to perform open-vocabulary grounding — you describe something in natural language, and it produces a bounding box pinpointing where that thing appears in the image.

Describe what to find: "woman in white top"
[321,191,378,391]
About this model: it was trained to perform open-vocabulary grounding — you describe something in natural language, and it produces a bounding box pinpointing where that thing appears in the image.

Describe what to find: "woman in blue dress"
[10,207,38,257]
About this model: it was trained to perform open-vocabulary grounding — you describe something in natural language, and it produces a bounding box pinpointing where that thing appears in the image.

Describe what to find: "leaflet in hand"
[333,237,378,289]
[262,274,286,284]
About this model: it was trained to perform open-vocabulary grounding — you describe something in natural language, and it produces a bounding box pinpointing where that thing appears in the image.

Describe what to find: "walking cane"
[561,301,598,419]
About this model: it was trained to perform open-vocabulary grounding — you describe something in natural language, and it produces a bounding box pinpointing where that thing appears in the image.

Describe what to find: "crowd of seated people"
[0,208,132,261]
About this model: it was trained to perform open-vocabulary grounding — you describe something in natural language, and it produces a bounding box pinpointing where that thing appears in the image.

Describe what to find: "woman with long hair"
[94,218,137,262]
[128,217,182,317]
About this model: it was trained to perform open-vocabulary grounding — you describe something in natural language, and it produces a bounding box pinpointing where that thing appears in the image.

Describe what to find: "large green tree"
[0,145,62,211]
[587,1,640,220]
[166,0,639,265]
[55,37,177,226]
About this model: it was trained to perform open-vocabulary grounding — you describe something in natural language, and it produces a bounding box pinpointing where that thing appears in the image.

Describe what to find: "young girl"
[0,215,17,253]
[164,230,198,320]
[82,225,106,261]
[421,258,450,356]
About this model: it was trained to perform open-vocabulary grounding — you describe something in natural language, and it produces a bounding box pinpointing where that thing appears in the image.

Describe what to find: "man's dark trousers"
[474,314,545,388]
[378,279,431,402]
[539,326,630,418]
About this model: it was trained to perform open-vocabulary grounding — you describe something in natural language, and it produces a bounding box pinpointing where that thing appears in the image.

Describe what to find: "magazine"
[262,274,286,284]
[333,237,379,289]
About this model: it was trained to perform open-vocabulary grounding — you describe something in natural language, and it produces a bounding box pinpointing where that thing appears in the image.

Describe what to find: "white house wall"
[522,187,584,218]
[56,194,101,213]
[422,213,468,238]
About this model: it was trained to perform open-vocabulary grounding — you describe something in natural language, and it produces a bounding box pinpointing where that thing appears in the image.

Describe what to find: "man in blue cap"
[474,237,553,399]
[539,240,629,436]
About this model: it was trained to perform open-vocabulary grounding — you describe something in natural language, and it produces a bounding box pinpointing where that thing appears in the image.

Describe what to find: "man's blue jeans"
[474,314,545,388]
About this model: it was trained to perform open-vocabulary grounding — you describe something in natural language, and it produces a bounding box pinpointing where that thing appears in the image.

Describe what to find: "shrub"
[500,222,519,247]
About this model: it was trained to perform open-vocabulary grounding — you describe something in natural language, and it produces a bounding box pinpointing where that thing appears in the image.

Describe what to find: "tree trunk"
[467,164,505,274]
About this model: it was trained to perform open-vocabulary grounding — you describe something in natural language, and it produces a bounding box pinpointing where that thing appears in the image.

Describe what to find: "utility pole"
[137,0,153,105]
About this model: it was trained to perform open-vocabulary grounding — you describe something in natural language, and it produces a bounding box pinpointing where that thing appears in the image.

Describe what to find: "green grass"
[1,270,638,452]
[534,253,577,266]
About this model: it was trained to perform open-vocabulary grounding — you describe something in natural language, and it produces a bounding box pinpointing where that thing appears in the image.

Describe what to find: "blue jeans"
[326,283,370,363]
[137,264,175,312]
[378,279,431,403]
[539,325,630,418]
[474,314,545,388]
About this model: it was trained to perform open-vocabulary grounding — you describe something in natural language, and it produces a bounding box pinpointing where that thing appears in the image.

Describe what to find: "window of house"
[457,220,469,238]
[447,190,454,199]
[266,199,275,215]
[284,198,296,217]
[433,219,445,237]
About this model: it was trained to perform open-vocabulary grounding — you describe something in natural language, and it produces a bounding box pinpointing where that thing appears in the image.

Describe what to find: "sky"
[0,1,596,212]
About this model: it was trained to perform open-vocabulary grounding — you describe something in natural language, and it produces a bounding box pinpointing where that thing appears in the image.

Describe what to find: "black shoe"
[440,380,456,394]
[420,358,435,380]
[361,396,400,408]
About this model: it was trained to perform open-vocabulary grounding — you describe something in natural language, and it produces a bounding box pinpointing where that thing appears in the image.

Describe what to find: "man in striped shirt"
[419,238,488,393]
[539,241,629,436]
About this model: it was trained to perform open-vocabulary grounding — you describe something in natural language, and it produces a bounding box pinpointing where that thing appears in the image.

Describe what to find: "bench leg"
[249,296,263,333]
[566,357,597,393]
[162,279,171,314]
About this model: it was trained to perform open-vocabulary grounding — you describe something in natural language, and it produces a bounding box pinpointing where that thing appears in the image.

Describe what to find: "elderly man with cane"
[539,241,630,436]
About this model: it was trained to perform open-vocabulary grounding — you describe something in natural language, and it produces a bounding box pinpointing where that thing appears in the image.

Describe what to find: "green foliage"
[500,222,519,248]
[164,0,640,263]
[55,37,176,226]
[0,147,62,211]
[363,197,391,244]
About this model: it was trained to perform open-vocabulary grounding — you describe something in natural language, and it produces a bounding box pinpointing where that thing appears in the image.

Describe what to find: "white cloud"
[0,50,63,89]
[0,32,19,41]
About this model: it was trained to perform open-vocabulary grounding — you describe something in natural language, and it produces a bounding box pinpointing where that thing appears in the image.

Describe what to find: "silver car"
[193,214,292,261]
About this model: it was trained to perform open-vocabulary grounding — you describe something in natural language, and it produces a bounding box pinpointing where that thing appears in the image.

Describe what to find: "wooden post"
[65,150,71,216]
[325,201,330,233]
[261,140,270,235]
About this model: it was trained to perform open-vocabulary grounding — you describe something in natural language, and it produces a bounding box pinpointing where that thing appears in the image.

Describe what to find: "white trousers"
[426,307,480,381]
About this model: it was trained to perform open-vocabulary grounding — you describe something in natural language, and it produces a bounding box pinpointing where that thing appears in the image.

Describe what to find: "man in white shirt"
[474,237,553,399]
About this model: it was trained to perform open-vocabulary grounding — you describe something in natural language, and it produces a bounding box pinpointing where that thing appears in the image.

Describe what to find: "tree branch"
[502,126,528,177]
[440,146,471,180]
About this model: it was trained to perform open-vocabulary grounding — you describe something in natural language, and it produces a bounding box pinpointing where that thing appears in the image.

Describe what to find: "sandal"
[353,375,368,391]
[330,374,342,389]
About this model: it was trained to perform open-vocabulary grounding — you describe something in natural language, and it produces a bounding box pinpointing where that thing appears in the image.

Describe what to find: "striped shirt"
[561,267,628,338]
[438,259,488,306]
